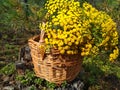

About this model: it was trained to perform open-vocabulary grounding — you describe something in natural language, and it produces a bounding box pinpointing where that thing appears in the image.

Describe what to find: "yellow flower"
[58,41,64,46]
[67,51,71,54]
[60,49,65,54]
[69,20,74,25]
[68,42,72,46]
[64,26,67,31]
[58,46,63,50]
[75,41,79,45]
[54,22,59,25]
[81,52,85,56]
[45,38,49,44]
[47,33,51,38]
[99,36,110,46]
[85,43,92,48]
[64,46,69,50]
[91,46,99,55]
[109,46,119,62]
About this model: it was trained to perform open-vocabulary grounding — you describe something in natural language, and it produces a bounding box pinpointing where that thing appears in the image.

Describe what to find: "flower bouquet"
[28,0,119,84]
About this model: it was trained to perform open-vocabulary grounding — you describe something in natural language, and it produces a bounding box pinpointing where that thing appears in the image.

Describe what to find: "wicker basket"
[28,35,82,85]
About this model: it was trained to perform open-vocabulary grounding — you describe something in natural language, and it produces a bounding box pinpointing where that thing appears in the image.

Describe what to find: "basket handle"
[39,22,45,43]
[38,22,45,60]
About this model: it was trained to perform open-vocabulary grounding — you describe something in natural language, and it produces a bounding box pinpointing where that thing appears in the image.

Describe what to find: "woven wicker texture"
[28,35,82,84]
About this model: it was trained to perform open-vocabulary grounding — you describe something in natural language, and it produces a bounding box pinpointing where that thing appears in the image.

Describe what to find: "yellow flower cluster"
[39,0,119,61]
[81,43,92,56]
[109,47,119,62]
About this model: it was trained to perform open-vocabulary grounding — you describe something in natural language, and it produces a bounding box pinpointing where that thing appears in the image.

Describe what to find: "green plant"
[82,56,102,85]
[82,51,120,87]
[88,85,101,90]
[61,81,67,88]
[16,69,44,87]
[45,81,57,89]
[34,77,43,85]
[16,70,37,85]
[29,85,37,90]
[0,0,47,32]
[0,63,16,75]
[0,0,24,31]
